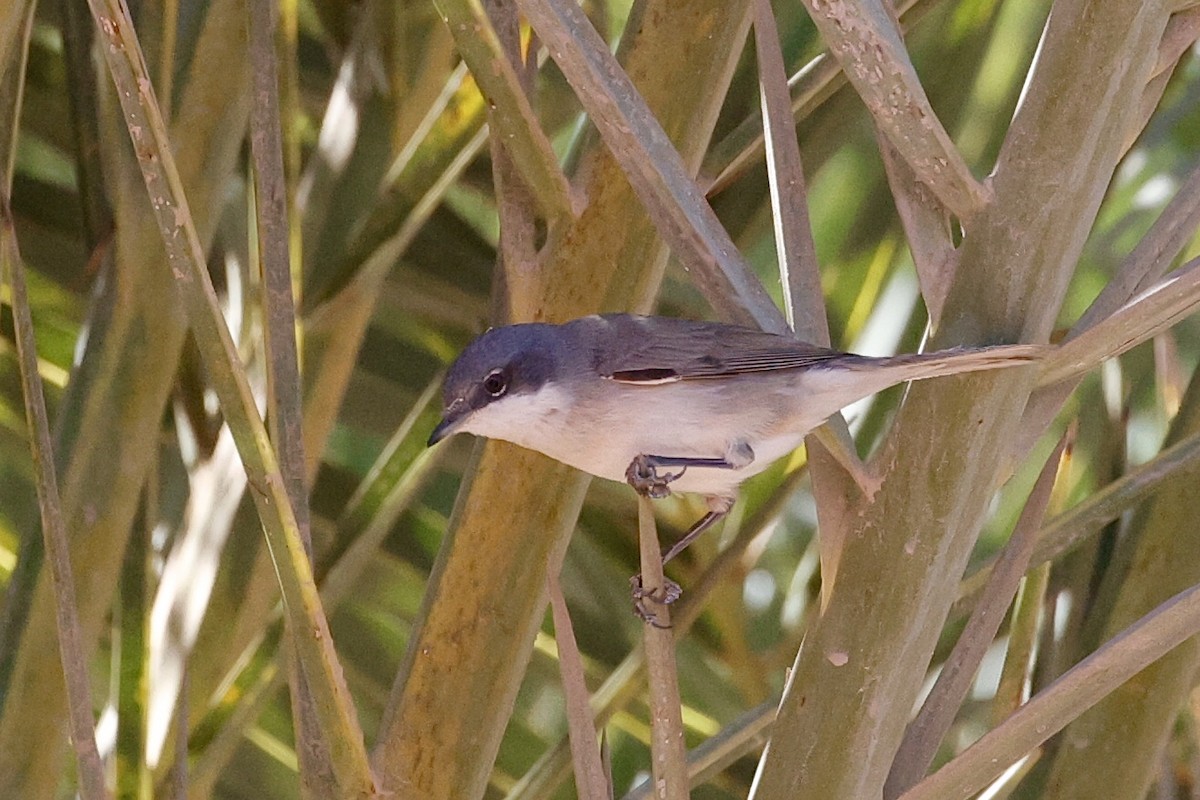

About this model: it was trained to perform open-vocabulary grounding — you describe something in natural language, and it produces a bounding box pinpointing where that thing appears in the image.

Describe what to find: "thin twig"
[701,0,934,193]
[503,468,810,798]
[798,0,989,218]
[249,0,309,544]
[1014,160,1200,461]
[548,573,611,800]
[624,700,778,800]
[877,134,955,326]
[752,0,872,588]
[485,0,543,322]
[2,202,110,800]
[432,0,576,222]
[517,0,788,333]
[1074,162,1200,335]
[247,0,340,791]
[885,429,1071,797]
[637,496,689,799]
[954,425,1200,618]
[752,0,823,340]
[992,563,1050,725]
[86,0,377,791]
[901,576,1200,800]
[1040,254,1200,387]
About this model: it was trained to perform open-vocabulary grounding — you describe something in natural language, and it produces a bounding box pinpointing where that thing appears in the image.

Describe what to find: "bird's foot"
[625,454,683,499]
[630,573,682,627]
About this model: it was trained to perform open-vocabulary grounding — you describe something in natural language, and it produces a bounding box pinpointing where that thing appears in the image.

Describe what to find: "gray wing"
[580,314,847,383]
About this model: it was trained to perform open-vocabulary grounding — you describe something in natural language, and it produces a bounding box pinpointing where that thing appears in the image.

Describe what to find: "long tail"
[790,343,1044,431]
[833,343,1044,397]
[872,343,1043,379]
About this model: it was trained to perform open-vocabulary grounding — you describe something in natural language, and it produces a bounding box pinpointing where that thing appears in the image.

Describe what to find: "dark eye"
[483,370,508,397]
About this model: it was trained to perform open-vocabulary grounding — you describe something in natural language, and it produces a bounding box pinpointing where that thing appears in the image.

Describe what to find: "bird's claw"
[630,573,682,627]
[625,454,683,499]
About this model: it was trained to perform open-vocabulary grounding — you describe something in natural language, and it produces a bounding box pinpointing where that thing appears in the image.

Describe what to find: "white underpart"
[458,380,816,500]
[452,339,1038,502]
[460,383,577,459]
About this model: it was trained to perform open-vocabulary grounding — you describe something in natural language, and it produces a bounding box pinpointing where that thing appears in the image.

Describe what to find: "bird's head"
[428,323,572,447]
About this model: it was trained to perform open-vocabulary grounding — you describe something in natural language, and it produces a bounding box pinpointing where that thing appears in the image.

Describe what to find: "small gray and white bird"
[429,313,1041,566]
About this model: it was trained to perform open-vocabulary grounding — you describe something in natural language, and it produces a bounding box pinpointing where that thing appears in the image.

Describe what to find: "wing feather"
[583,315,844,384]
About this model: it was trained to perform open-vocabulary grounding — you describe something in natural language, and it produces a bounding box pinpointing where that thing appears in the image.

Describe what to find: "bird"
[428,313,1042,600]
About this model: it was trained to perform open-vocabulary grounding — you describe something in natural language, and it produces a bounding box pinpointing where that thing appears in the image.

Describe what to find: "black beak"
[427,416,458,446]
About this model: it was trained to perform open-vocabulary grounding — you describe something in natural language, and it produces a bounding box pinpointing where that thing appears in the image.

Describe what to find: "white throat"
[460,383,575,455]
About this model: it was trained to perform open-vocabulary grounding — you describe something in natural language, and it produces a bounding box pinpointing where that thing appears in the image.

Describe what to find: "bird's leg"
[626,444,752,618]
[661,503,732,565]
[624,441,755,500]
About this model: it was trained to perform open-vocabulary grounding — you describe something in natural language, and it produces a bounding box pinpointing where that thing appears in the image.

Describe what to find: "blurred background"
[3,0,1200,797]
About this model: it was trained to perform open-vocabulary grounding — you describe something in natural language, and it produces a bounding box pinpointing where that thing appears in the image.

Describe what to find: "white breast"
[459,379,812,500]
